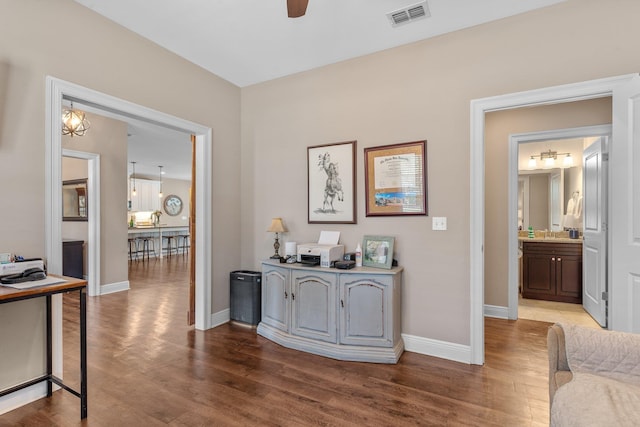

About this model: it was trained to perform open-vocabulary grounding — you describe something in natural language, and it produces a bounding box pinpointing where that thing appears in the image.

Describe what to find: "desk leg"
[80,288,87,419]
[46,295,52,397]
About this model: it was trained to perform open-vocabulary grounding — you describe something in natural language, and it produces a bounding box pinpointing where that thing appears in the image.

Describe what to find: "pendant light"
[62,101,90,137]
[158,165,163,198]
[131,161,137,196]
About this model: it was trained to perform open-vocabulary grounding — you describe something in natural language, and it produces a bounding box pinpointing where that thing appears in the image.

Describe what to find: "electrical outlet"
[432,217,447,231]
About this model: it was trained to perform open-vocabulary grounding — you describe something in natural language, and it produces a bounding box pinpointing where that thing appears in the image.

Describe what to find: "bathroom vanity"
[521,238,582,304]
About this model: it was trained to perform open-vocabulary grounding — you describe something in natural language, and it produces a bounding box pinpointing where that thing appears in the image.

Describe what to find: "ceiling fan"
[287,0,309,18]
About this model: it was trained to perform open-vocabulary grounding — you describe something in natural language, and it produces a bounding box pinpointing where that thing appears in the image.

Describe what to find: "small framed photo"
[307,140,357,224]
[364,140,427,216]
[362,235,395,269]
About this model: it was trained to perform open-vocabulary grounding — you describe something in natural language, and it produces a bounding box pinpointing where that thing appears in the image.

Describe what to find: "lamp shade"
[267,217,287,233]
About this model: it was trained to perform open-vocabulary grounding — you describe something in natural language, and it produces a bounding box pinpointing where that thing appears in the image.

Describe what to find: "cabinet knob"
[552,257,556,261]
[341,300,344,308]
[292,293,295,301]
[557,257,562,262]
[284,291,288,299]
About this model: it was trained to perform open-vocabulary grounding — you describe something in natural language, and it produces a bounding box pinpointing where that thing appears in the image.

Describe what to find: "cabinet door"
[290,271,337,343]
[556,255,582,301]
[339,276,392,347]
[522,253,555,298]
[261,266,290,332]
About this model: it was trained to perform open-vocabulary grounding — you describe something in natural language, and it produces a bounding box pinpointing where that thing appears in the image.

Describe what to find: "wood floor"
[1,256,552,426]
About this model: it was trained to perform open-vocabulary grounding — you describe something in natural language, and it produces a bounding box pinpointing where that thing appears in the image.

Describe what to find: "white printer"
[296,231,344,268]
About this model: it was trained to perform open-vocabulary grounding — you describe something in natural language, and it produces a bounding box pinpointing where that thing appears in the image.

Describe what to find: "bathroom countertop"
[518,236,583,244]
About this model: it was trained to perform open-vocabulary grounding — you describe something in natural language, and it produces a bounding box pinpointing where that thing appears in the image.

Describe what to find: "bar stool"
[128,237,138,262]
[163,234,178,257]
[177,234,190,257]
[137,234,156,262]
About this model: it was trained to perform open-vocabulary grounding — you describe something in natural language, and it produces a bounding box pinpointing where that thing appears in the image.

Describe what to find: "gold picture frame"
[364,140,427,216]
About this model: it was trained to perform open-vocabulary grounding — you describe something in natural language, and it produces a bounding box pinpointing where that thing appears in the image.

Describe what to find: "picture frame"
[62,179,88,222]
[362,235,395,269]
[308,140,357,224]
[364,140,427,216]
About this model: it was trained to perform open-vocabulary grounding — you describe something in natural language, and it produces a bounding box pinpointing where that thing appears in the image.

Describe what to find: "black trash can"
[230,270,262,326]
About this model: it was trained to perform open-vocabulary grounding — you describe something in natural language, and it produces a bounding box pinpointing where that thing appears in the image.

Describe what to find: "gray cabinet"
[261,264,289,332]
[339,275,392,347]
[257,260,403,364]
[291,270,337,343]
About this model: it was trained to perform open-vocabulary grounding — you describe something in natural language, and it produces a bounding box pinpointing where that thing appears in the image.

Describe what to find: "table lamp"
[267,218,288,262]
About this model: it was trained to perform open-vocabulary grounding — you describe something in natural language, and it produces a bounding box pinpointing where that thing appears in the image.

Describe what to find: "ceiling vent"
[387,1,430,27]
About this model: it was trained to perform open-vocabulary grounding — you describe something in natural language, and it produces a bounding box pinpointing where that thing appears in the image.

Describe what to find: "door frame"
[62,149,101,297]
[46,76,213,329]
[470,73,636,365]
[507,125,612,321]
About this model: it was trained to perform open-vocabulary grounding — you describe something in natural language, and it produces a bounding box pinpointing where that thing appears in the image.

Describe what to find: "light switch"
[432,217,447,231]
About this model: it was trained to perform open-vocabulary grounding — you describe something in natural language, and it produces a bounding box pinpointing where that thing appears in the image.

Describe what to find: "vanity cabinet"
[522,241,582,303]
[257,261,403,364]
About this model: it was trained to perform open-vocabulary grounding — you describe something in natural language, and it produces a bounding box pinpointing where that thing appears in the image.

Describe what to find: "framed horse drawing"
[307,140,357,224]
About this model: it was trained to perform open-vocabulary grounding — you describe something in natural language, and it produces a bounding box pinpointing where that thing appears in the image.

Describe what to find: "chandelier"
[62,102,90,137]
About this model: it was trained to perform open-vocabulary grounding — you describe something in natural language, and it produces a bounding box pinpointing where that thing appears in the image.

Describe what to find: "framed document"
[364,140,427,216]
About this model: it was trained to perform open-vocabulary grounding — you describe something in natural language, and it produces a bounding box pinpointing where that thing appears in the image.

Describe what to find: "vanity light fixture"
[62,102,90,137]
[563,153,574,167]
[528,149,574,169]
[158,165,163,198]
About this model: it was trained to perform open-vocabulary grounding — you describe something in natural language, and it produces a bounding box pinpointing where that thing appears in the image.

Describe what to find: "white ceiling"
[73,0,565,87]
[72,0,565,181]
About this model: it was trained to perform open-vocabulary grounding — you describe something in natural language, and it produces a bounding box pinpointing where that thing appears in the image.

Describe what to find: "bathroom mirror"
[62,179,88,221]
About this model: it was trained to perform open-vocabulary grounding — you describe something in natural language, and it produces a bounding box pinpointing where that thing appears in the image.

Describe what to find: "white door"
[583,138,608,327]
[610,75,640,332]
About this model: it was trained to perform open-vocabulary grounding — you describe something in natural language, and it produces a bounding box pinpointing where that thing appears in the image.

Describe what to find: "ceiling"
[71,0,565,181]
[73,0,565,88]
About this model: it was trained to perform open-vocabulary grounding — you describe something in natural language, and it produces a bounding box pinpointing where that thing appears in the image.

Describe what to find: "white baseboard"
[100,280,130,295]
[402,333,471,364]
[210,308,230,328]
[0,383,46,416]
[484,304,509,319]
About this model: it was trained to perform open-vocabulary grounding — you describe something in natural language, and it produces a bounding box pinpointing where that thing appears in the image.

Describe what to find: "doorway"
[470,73,640,365]
[509,126,610,327]
[45,76,213,332]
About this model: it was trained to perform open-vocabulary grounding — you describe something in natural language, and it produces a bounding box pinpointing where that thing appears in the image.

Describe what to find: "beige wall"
[484,99,611,307]
[241,0,638,345]
[63,112,128,286]
[0,0,240,391]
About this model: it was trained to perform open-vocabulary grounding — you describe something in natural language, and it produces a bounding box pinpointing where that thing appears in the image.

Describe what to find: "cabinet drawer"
[523,242,581,256]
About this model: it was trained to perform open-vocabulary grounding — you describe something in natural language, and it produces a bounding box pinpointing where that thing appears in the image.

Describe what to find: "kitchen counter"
[128,225,188,234]
[518,236,582,244]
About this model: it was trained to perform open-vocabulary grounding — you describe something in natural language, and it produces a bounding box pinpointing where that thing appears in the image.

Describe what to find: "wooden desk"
[0,276,87,419]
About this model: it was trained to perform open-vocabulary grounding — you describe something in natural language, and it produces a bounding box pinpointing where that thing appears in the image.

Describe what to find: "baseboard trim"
[484,304,509,319]
[0,383,46,416]
[402,333,471,364]
[210,308,230,328]
[100,280,130,295]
